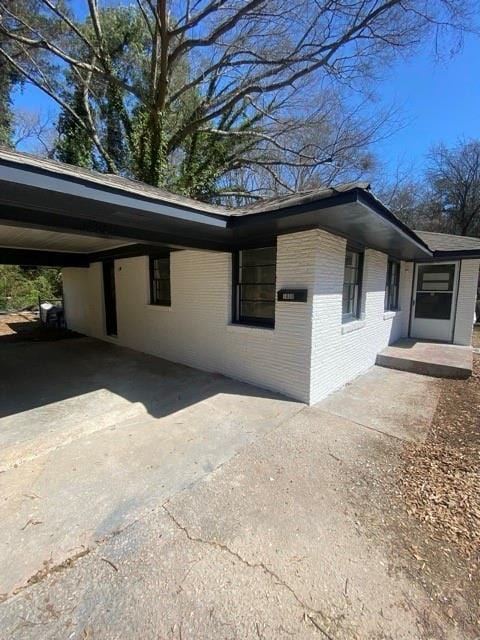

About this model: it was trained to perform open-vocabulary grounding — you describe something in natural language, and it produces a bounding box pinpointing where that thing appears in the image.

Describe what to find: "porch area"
[376,338,473,379]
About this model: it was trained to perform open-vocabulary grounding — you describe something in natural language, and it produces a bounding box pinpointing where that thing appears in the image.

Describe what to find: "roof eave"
[429,250,480,261]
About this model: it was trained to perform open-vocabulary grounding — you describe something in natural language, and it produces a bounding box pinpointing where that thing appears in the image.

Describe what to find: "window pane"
[154,281,170,302]
[240,284,276,301]
[345,250,359,268]
[240,265,276,284]
[393,262,400,285]
[150,255,171,305]
[344,266,357,285]
[235,246,276,325]
[240,301,275,319]
[240,247,276,267]
[154,258,169,280]
[343,285,353,314]
[385,260,400,311]
[342,249,362,321]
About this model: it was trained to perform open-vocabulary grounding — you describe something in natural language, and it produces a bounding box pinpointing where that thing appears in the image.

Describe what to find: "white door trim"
[409,261,460,343]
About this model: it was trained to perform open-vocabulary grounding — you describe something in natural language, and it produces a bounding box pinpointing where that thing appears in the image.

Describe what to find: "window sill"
[227,323,275,337]
[383,310,399,320]
[341,319,366,335]
[146,304,172,312]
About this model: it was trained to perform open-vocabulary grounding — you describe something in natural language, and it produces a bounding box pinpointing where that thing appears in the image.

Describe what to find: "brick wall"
[64,229,475,405]
[64,230,319,403]
[453,259,480,345]
[309,230,412,404]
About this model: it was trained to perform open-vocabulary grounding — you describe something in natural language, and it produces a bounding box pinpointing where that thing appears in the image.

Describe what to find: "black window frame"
[385,259,400,311]
[149,253,171,306]
[342,246,364,323]
[232,245,277,328]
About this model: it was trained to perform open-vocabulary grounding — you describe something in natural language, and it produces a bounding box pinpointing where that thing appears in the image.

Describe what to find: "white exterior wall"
[63,262,105,339]
[309,230,413,404]
[453,259,480,345]
[64,230,319,403]
[63,228,476,405]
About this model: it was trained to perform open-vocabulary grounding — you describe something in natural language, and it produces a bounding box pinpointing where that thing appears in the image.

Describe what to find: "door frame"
[408,261,461,343]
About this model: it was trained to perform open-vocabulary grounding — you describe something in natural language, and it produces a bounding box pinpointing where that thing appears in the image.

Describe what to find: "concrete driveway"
[0,337,453,639]
[0,337,301,597]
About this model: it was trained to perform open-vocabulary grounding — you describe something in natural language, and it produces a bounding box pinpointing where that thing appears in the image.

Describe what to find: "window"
[342,247,363,322]
[149,254,171,306]
[233,246,276,327]
[385,259,400,311]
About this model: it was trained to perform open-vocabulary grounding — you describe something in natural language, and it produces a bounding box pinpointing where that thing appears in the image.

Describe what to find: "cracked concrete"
[162,503,336,640]
[0,338,301,598]
[0,338,457,639]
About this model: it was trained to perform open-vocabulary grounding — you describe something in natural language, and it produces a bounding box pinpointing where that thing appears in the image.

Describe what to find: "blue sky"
[11,6,480,186]
[374,32,480,182]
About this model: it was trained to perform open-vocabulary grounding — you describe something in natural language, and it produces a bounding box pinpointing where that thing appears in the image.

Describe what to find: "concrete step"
[376,339,473,379]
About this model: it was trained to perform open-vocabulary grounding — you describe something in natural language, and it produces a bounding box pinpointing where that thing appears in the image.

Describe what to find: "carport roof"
[0,148,479,265]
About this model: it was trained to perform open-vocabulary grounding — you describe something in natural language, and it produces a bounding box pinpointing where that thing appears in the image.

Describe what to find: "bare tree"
[0,0,476,199]
[12,108,56,155]
[427,140,480,236]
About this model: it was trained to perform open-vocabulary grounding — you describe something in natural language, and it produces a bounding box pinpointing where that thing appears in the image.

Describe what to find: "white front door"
[410,262,459,343]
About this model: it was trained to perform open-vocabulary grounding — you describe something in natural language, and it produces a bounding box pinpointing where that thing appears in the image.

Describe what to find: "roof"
[0,148,478,265]
[0,148,369,218]
[415,230,480,253]
[231,182,372,216]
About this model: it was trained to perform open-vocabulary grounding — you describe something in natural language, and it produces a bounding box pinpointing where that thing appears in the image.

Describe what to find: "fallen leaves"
[400,346,480,559]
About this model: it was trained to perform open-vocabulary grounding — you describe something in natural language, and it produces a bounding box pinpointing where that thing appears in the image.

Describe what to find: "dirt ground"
[0,312,80,342]
[391,326,480,638]
[473,324,480,349]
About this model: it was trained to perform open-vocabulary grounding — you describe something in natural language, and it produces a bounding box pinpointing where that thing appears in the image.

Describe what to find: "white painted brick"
[309,230,413,404]
[64,231,319,403]
[63,229,475,405]
[453,259,480,345]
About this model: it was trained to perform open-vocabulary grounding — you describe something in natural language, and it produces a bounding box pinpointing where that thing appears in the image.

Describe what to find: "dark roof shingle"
[414,230,480,253]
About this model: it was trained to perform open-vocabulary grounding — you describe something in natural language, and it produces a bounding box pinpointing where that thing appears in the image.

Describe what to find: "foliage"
[0,265,62,310]
[0,62,13,146]
[56,84,94,167]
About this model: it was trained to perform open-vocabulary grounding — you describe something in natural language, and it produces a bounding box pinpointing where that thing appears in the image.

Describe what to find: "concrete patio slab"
[376,338,473,379]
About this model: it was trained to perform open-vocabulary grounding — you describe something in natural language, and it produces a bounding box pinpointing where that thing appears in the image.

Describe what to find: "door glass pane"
[422,281,450,291]
[418,264,455,292]
[415,292,453,320]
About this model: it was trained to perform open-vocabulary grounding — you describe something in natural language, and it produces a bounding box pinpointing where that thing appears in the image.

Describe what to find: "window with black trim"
[385,259,400,311]
[342,247,364,322]
[149,254,171,306]
[233,246,276,327]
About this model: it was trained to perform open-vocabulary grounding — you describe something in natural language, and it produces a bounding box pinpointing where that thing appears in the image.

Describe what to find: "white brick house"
[1,150,479,404]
